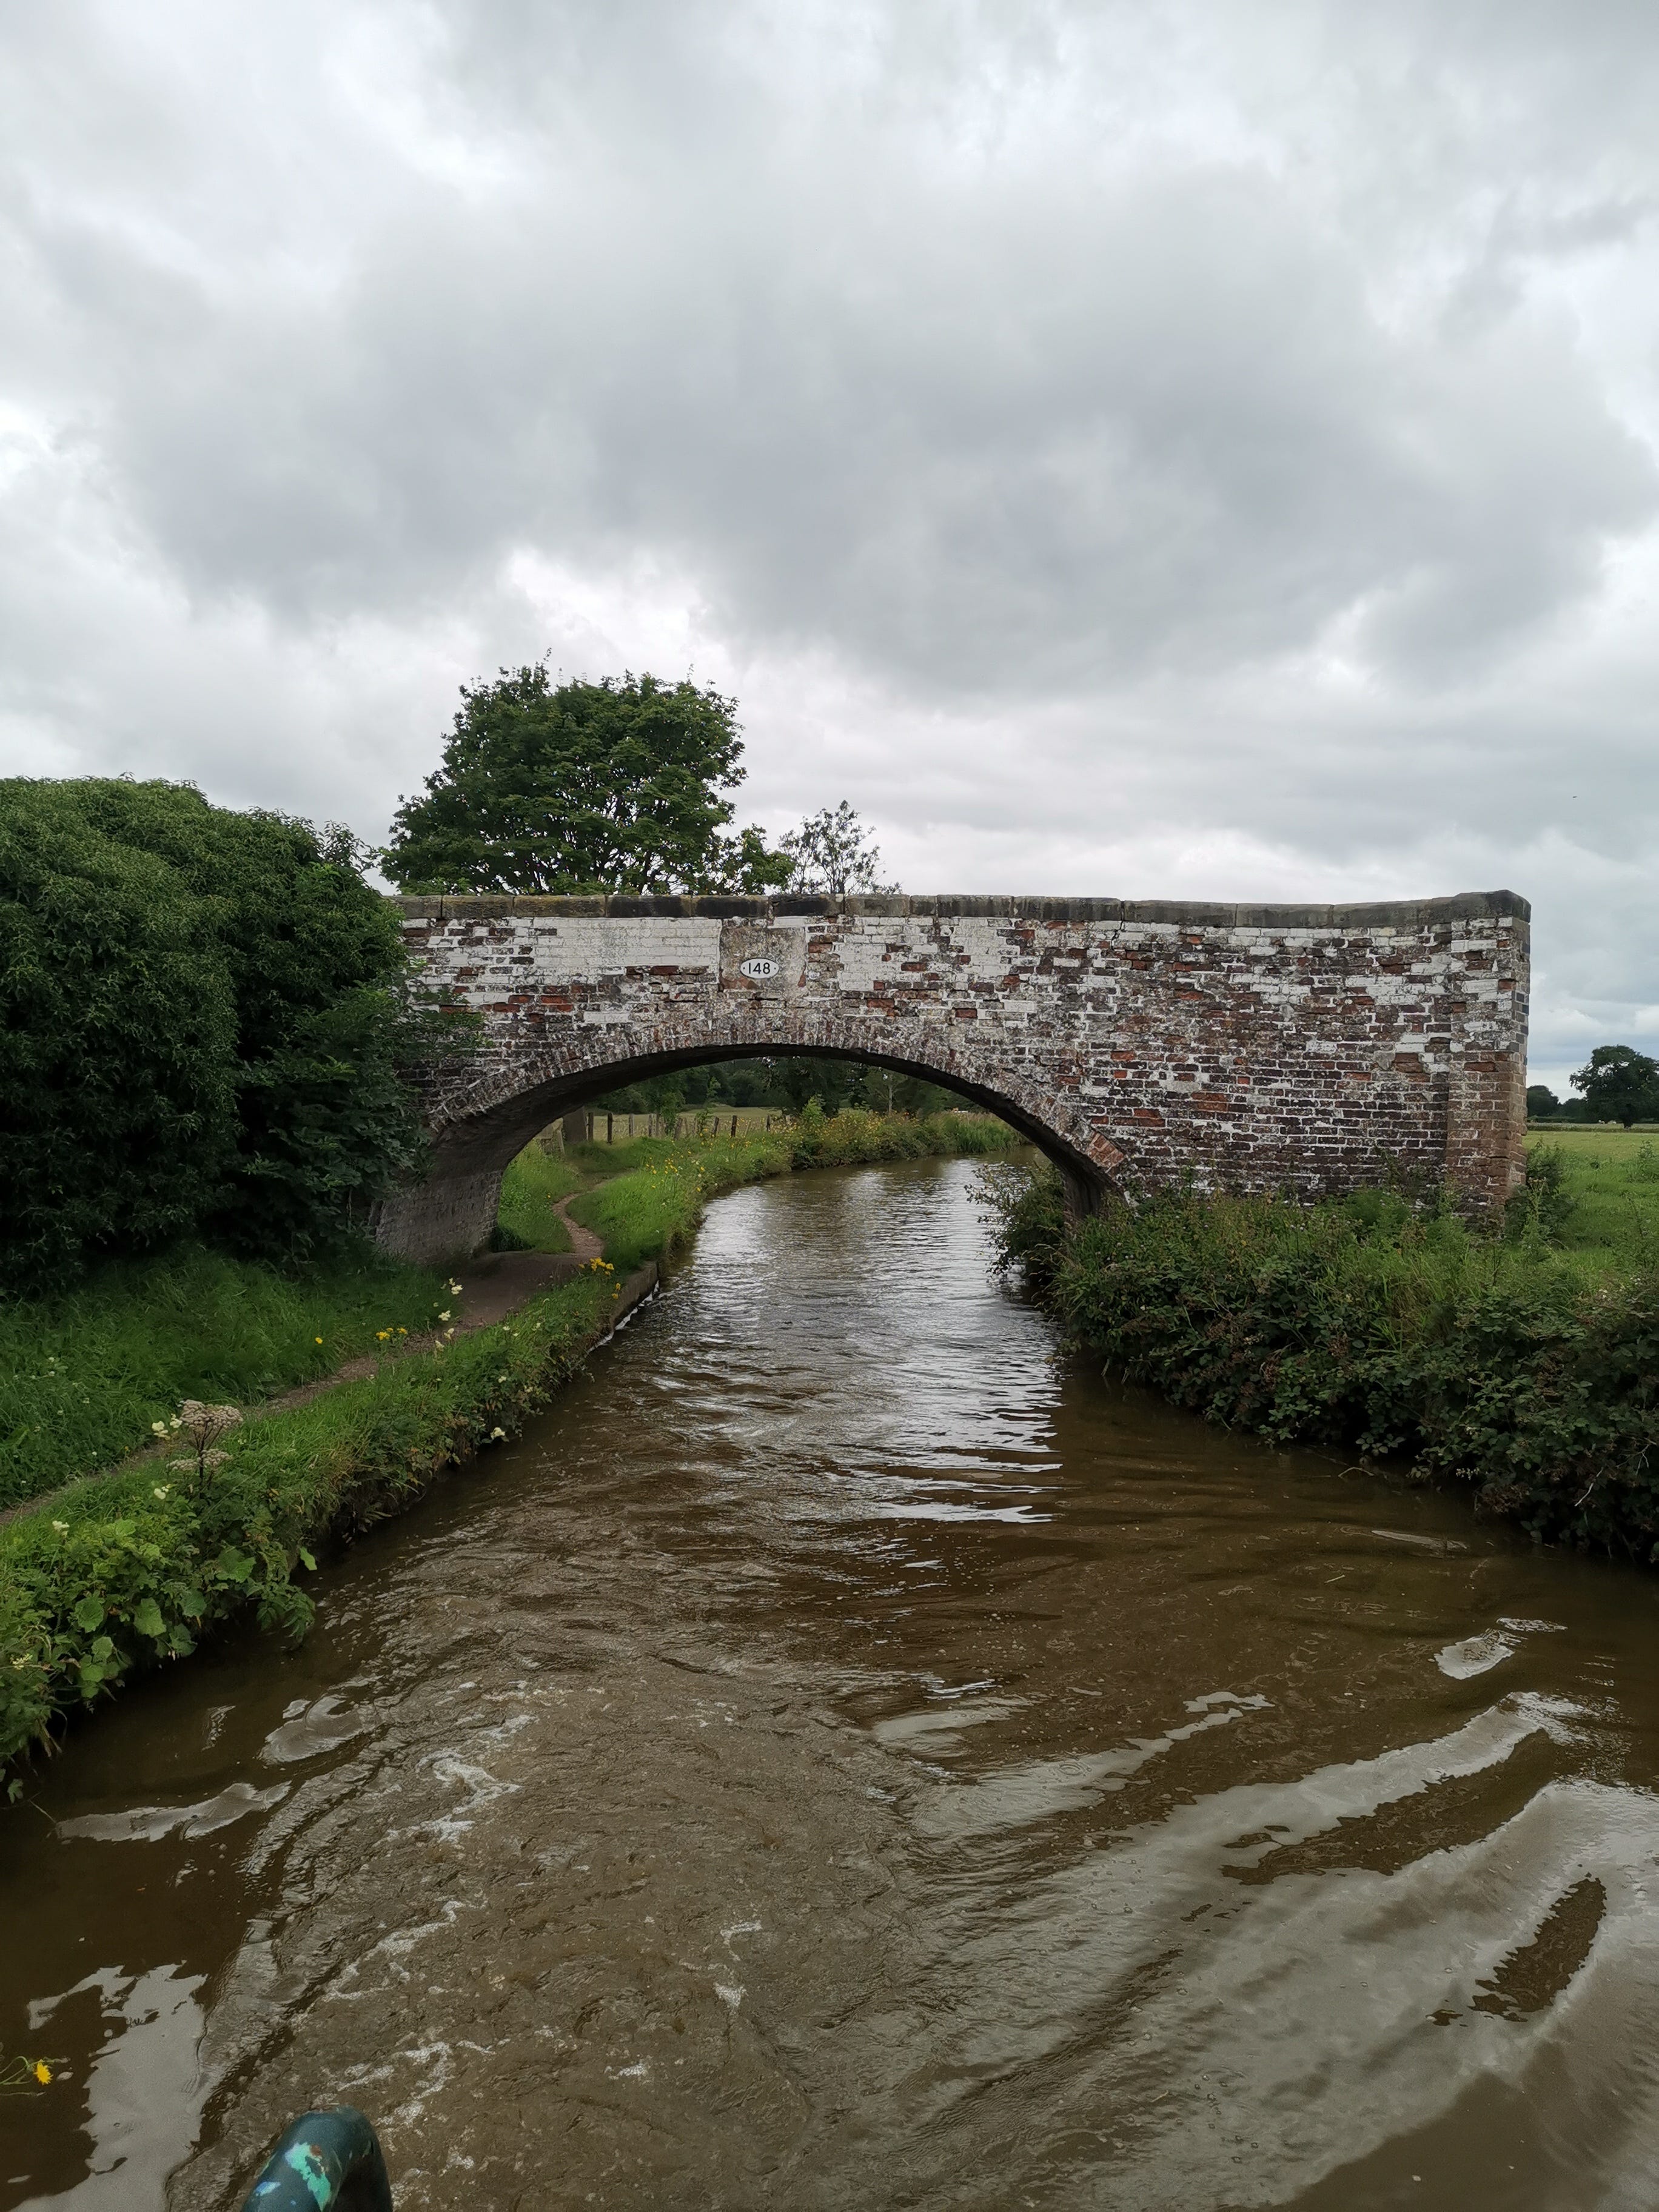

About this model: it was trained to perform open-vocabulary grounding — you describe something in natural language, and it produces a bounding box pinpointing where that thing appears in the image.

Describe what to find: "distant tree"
[780,803,897,898]
[591,1054,960,1119]
[1526,1084,1561,1120]
[383,666,793,896]
[1571,1045,1659,1128]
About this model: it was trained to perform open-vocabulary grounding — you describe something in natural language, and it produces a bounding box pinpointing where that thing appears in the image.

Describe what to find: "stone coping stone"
[392,890,1529,928]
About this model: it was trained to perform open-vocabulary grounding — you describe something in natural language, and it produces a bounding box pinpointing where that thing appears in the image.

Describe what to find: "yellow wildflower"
[315,1336,323,1345]
[33,2062,50,2085]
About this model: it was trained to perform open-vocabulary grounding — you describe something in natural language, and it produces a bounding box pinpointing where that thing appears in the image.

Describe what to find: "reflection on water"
[6,1156,1659,2210]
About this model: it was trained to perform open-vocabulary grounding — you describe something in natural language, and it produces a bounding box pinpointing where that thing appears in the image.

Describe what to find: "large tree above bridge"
[383,666,794,897]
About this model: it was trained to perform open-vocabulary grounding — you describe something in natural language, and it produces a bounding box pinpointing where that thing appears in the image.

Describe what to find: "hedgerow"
[981,1162,1659,1560]
[0,779,471,1284]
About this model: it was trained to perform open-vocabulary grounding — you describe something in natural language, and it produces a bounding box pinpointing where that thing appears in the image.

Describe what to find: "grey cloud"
[4,0,1659,1080]
[7,0,1653,692]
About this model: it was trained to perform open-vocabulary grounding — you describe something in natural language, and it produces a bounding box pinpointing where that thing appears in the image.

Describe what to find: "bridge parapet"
[377,891,1529,1264]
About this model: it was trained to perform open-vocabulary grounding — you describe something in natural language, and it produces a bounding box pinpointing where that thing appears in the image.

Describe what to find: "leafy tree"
[0,783,239,1282]
[1571,1045,1659,1128]
[384,666,793,896]
[780,802,897,897]
[1,780,451,1282]
[1526,1084,1561,1120]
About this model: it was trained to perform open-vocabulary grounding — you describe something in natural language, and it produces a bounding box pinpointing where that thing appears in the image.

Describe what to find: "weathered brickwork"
[377,891,1530,1263]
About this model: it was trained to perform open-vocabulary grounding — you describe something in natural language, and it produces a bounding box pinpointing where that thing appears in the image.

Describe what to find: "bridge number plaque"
[720,923,806,997]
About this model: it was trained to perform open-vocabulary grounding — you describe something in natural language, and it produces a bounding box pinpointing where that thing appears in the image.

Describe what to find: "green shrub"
[0,785,239,1281]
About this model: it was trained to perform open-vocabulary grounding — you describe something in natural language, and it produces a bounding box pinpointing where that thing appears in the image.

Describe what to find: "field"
[1526,1125,1659,1274]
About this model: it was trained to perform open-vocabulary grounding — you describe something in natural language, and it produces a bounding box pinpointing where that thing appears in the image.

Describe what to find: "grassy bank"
[983,1154,1659,1563]
[504,1107,1022,1266]
[0,1247,451,1512]
[495,1141,581,1252]
[1,1108,1017,1775]
[0,1269,617,1772]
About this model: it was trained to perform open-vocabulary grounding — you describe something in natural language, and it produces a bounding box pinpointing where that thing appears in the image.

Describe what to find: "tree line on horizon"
[1529,1046,1659,1128]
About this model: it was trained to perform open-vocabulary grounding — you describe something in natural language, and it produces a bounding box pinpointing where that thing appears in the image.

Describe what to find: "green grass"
[0,1245,451,1512]
[0,1269,616,1771]
[567,1134,789,1270]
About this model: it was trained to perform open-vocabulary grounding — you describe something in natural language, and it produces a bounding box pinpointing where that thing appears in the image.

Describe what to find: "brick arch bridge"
[374,891,1530,1264]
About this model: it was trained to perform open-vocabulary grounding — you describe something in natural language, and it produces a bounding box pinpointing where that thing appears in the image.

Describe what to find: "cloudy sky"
[4,1,1657,1090]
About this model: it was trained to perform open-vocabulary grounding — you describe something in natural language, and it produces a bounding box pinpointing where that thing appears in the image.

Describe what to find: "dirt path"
[553,1192,603,1261]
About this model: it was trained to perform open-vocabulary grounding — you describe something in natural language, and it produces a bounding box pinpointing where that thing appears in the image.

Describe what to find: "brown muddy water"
[6,1157,1659,2212]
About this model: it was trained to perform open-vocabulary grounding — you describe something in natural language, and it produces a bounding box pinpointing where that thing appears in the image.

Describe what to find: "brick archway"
[375,891,1529,1264]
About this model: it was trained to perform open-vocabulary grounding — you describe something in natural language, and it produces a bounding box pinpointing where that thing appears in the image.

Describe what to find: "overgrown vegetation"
[1,779,471,1284]
[1,1109,1017,1776]
[0,1246,451,1512]
[981,1141,1659,1562]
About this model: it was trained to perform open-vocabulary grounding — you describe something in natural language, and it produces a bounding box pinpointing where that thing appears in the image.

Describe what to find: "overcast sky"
[4,1,1657,1090]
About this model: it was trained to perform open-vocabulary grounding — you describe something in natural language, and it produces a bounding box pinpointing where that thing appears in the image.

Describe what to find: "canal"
[5,1156,1659,2210]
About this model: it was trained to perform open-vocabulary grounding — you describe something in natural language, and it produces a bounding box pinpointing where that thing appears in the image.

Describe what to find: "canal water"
[5,1156,1659,2211]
